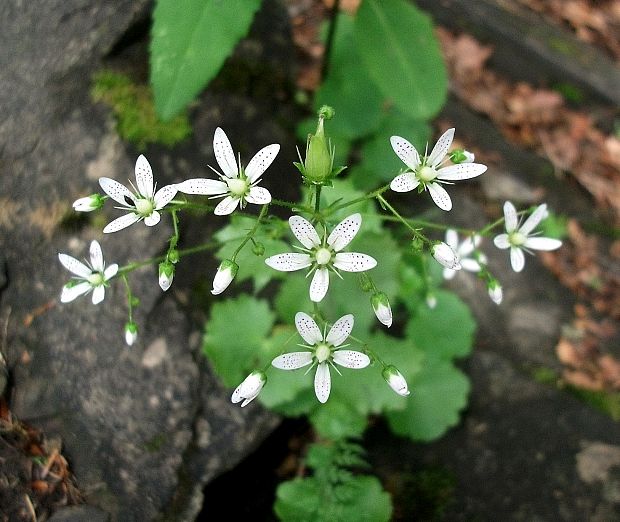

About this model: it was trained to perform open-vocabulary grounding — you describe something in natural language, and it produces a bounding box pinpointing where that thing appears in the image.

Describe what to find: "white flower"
[382,365,410,397]
[175,127,279,216]
[231,370,267,407]
[212,259,238,295]
[425,293,437,309]
[158,261,174,292]
[390,128,487,211]
[58,240,118,304]
[488,281,503,305]
[371,292,392,327]
[72,194,104,212]
[493,202,562,272]
[443,229,486,280]
[264,213,377,302]
[271,313,370,403]
[99,155,178,233]
[431,241,461,270]
[124,322,138,346]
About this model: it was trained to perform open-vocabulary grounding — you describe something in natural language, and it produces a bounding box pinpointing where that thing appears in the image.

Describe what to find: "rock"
[49,505,111,522]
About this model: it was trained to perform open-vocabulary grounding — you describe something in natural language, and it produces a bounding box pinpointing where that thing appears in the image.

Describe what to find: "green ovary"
[135,198,154,216]
[315,247,332,266]
[87,272,105,286]
[227,177,248,197]
[418,166,438,182]
[509,231,526,246]
[315,344,331,363]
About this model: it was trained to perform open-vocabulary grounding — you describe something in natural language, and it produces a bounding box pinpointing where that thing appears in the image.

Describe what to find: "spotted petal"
[428,182,452,211]
[390,136,420,170]
[135,155,154,198]
[272,351,313,370]
[428,128,454,168]
[154,184,178,210]
[58,253,91,278]
[213,127,238,178]
[520,204,548,235]
[289,215,321,249]
[309,267,329,303]
[333,350,370,369]
[510,246,525,272]
[214,196,240,216]
[176,178,228,196]
[333,252,377,272]
[327,213,362,252]
[103,212,141,233]
[245,186,271,205]
[503,201,518,233]
[60,282,91,303]
[295,312,323,345]
[89,241,104,272]
[99,177,135,207]
[390,172,419,193]
[326,314,354,347]
[437,162,487,181]
[265,252,311,272]
[314,363,331,403]
[246,144,280,183]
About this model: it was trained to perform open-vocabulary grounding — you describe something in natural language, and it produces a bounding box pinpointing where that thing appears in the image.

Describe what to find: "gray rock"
[49,505,111,522]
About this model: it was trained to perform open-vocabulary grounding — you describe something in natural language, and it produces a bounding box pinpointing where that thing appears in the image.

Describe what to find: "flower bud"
[167,249,180,264]
[252,242,265,256]
[212,259,238,295]
[488,280,503,305]
[231,370,267,407]
[124,322,138,346]
[302,117,333,184]
[425,293,437,309]
[449,149,475,164]
[431,242,461,270]
[72,194,104,212]
[371,292,392,327]
[358,273,374,293]
[158,261,174,292]
[411,236,425,253]
[382,365,410,397]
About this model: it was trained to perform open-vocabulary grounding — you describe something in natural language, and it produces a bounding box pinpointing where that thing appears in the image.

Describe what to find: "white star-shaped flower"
[58,240,118,304]
[175,127,279,216]
[493,201,562,272]
[231,370,267,408]
[272,313,370,403]
[443,229,486,280]
[264,213,377,302]
[390,128,487,211]
[99,155,178,233]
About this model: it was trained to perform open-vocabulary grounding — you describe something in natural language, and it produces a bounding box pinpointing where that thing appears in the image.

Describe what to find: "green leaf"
[386,358,470,441]
[202,295,274,385]
[275,475,392,522]
[354,0,447,120]
[405,290,476,360]
[150,0,262,120]
[309,399,369,439]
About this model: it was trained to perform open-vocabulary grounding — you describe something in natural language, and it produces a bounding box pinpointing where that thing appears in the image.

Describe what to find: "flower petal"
[104,263,119,280]
[524,237,562,251]
[333,350,370,369]
[91,285,105,305]
[458,235,480,256]
[58,253,91,278]
[246,186,272,205]
[520,204,548,235]
[390,136,420,170]
[295,312,323,345]
[390,172,420,193]
[213,127,238,178]
[175,178,228,195]
[314,363,331,403]
[89,240,104,272]
[144,211,161,227]
[103,212,141,233]
[428,128,454,168]
[265,252,311,272]
[214,196,240,216]
[333,252,377,272]
[326,314,354,347]
[245,143,280,183]
[98,177,135,206]
[428,182,452,211]
[510,246,525,272]
[309,267,329,303]
[443,267,456,280]
[289,215,321,249]
[272,352,313,370]
[493,233,510,249]
[437,162,487,181]
[153,184,178,210]
[461,258,482,272]
[135,155,154,198]
[60,282,91,303]
[327,213,362,251]
[445,229,458,250]
[503,201,518,233]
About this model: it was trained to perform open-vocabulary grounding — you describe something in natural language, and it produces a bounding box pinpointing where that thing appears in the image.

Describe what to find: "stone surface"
[48,505,111,522]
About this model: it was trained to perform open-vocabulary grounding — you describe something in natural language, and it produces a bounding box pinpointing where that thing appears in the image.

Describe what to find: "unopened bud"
[425,293,437,309]
[371,292,392,327]
[212,259,238,296]
[449,149,475,164]
[382,365,410,397]
[158,261,174,292]
[72,194,105,212]
[231,370,267,407]
[252,242,265,256]
[124,322,138,346]
[168,249,180,264]
[488,280,503,305]
[431,242,461,270]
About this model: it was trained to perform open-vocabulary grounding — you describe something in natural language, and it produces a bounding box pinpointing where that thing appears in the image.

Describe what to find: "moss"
[144,433,167,453]
[91,71,191,150]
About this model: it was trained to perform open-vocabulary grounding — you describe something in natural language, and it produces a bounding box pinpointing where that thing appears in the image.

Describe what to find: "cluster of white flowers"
[60,124,561,406]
